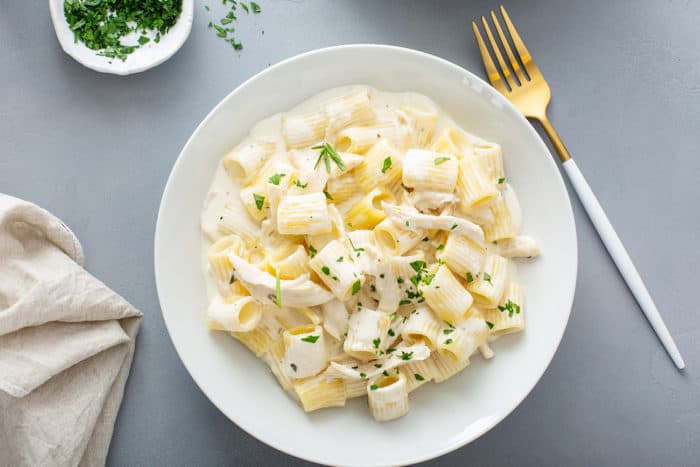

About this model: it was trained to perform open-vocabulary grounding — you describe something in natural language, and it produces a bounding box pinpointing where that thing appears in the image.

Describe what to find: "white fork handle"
[562,159,685,369]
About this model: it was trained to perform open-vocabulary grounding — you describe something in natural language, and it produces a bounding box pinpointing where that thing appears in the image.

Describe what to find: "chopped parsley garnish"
[370,284,376,292]
[63,0,183,62]
[386,348,396,353]
[422,236,430,242]
[240,2,249,13]
[498,177,505,184]
[414,373,425,381]
[336,256,344,262]
[290,363,297,372]
[443,329,454,335]
[486,321,494,329]
[498,299,521,317]
[436,244,444,250]
[389,312,397,321]
[383,370,389,376]
[374,363,383,368]
[369,384,378,390]
[445,338,454,345]
[351,366,358,370]
[373,338,381,349]
[300,335,320,343]
[434,156,450,165]
[388,329,395,337]
[483,272,493,284]
[253,193,265,210]
[399,299,411,306]
[379,273,385,279]
[351,279,362,295]
[423,273,435,285]
[359,372,367,379]
[309,245,317,258]
[268,173,286,185]
[381,157,392,174]
[410,260,427,273]
[321,266,331,275]
[450,223,458,230]
[324,191,334,200]
[251,2,262,13]
[400,351,413,361]
[294,179,308,188]
[229,271,236,284]
[397,277,404,284]
[466,272,474,283]
[275,268,282,308]
[312,142,346,173]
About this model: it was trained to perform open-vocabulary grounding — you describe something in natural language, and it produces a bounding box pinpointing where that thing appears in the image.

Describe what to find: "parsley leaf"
[414,373,425,381]
[268,173,286,185]
[351,279,362,295]
[294,179,308,188]
[301,335,319,343]
[434,156,450,165]
[381,157,392,174]
[253,193,265,210]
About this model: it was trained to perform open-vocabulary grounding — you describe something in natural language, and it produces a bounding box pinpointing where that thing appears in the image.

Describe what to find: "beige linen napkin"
[0,194,142,467]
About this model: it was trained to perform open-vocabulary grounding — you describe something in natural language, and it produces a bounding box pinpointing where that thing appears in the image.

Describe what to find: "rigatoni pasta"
[201,85,540,422]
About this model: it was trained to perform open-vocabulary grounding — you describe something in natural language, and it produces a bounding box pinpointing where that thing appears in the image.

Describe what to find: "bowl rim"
[48,0,194,76]
[154,43,578,465]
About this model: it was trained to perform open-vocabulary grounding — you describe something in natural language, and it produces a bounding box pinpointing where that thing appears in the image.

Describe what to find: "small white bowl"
[48,0,193,75]
[155,45,578,466]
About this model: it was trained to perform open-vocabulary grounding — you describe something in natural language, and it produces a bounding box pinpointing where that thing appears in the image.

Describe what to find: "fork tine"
[480,16,517,89]
[490,10,527,83]
[499,5,540,78]
[471,21,507,93]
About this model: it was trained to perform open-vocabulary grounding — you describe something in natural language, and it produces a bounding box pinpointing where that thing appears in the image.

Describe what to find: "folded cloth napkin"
[0,194,142,467]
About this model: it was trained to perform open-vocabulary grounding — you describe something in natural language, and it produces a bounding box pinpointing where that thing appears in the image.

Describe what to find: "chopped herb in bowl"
[63,0,183,61]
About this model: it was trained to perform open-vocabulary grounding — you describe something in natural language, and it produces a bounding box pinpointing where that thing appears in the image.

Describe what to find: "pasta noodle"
[201,85,539,421]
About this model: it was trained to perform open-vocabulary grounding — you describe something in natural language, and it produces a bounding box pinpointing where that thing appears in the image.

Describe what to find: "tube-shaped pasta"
[231,312,281,356]
[282,324,328,378]
[335,122,399,154]
[467,254,508,307]
[206,295,263,332]
[239,184,269,222]
[208,234,247,296]
[422,265,474,326]
[436,317,488,363]
[293,375,346,412]
[326,172,359,203]
[437,233,484,279]
[306,204,346,252]
[344,378,369,399]
[401,305,442,348]
[367,372,409,421]
[401,100,438,147]
[430,127,473,158]
[484,282,524,335]
[282,111,328,149]
[402,149,458,192]
[263,338,294,391]
[354,139,403,193]
[345,188,395,230]
[325,88,376,131]
[483,194,517,242]
[473,142,504,185]
[456,156,499,210]
[265,244,308,280]
[277,192,332,235]
[374,218,426,256]
[401,368,430,393]
[309,239,364,301]
[344,307,391,361]
[222,141,276,183]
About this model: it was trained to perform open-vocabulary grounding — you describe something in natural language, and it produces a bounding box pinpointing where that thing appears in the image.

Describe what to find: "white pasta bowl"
[155,44,577,466]
[48,0,194,75]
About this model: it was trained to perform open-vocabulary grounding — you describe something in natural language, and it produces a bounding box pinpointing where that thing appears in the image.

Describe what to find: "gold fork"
[472,6,685,370]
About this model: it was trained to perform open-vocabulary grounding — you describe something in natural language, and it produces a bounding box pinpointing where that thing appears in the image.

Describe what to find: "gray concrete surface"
[1,1,699,465]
